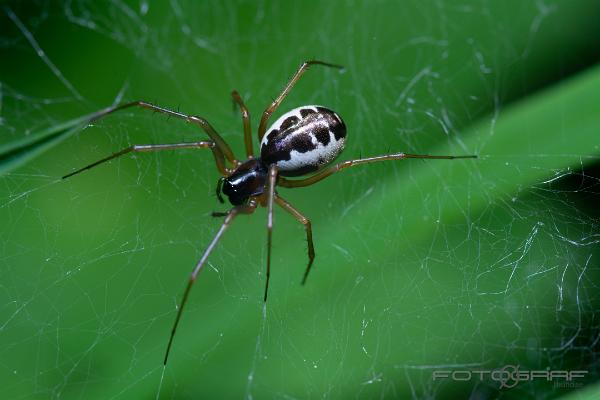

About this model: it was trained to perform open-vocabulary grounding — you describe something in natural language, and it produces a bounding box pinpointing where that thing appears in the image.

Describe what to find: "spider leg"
[62,141,228,179]
[257,60,344,141]
[231,91,253,158]
[278,152,477,188]
[264,164,278,302]
[275,195,315,285]
[215,177,225,204]
[86,101,238,165]
[163,200,257,366]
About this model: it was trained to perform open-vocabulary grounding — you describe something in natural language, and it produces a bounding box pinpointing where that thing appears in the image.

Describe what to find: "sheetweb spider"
[63,60,476,364]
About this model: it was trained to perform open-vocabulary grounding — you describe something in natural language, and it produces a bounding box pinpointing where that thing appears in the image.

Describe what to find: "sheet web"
[0,1,599,399]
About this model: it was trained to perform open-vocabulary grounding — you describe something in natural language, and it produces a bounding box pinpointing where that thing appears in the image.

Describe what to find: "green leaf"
[143,61,600,400]
[0,113,93,175]
[558,381,600,400]
[1,2,599,399]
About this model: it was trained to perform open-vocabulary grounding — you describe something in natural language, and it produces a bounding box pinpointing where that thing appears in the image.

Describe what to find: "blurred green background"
[1,1,599,399]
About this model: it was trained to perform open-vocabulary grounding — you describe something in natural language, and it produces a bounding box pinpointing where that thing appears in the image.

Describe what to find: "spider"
[62,60,476,365]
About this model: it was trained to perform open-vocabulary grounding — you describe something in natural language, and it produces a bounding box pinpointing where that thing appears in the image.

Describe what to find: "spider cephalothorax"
[219,159,268,205]
[63,60,476,366]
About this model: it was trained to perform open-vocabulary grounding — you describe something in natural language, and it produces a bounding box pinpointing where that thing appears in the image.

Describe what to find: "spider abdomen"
[260,105,346,177]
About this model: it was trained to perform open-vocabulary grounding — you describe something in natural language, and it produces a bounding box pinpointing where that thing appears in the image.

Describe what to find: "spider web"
[1,1,599,399]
